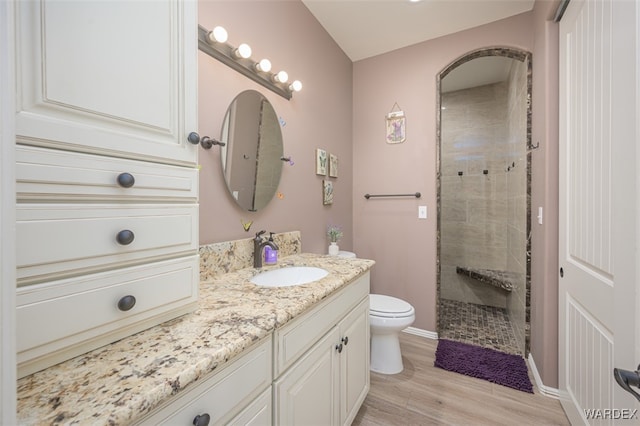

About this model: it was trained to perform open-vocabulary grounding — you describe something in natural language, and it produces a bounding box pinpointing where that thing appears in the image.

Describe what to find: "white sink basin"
[250,266,329,287]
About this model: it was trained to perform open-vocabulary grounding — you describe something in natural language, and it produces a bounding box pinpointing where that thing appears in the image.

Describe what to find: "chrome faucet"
[253,230,278,268]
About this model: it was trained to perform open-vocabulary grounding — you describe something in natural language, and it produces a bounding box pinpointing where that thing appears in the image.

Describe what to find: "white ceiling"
[301,0,536,62]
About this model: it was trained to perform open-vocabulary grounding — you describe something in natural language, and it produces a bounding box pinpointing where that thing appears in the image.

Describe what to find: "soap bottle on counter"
[264,232,278,265]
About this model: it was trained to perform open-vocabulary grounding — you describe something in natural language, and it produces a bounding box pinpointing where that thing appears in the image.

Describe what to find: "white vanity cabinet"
[134,272,370,426]
[274,272,370,426]
[136,338,273,426]
[14,0,199,378]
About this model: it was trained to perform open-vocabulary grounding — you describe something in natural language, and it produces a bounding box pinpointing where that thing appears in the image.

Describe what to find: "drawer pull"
[193,413,211,426]
[342,336,349,346]
[335,343,343,354]
[116,172,135,188]
[116,230,135,245]
[117,295,136,312]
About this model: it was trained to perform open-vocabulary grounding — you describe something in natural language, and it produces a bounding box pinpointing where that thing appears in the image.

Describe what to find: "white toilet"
[369,294,415,374]
[336,251,415,374]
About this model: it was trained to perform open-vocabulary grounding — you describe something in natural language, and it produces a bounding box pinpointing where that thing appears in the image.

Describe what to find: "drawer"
[274,272,369,376]
[16,145,198,202]
[137,337,272,425]
[17,255,199,378]
[16,203,198,285]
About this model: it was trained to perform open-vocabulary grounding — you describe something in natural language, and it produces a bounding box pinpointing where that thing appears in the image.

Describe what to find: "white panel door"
[14,0,197,166]
[559,0,639,423]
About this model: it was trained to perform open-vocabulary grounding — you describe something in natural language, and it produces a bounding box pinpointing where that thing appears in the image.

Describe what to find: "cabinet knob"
[117,295,136,312]
[187,132,201,145]
[116,172,135,188]
[193,413,211,426]
[342,336,349,346]
[335,343,343,354]
[116,229,135,245]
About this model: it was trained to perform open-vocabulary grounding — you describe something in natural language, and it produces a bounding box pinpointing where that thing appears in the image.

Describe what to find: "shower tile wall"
[440,81,511,308]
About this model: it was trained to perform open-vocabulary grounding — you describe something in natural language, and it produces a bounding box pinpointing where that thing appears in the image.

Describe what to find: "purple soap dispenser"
[264,232,278,265]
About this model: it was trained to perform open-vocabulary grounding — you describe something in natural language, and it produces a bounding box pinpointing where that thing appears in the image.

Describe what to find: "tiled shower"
[438,53,530,356]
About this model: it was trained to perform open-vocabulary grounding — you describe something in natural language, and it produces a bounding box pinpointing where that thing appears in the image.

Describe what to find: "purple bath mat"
[434,339,533,393]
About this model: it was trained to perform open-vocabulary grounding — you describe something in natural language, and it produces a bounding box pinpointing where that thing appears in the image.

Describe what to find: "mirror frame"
[219,90,284,212]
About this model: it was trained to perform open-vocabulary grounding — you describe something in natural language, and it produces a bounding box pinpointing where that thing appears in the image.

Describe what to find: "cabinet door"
[226,388,272,426]
[339,298,370,426]
[15,0,197,166]
[274,327,340,426]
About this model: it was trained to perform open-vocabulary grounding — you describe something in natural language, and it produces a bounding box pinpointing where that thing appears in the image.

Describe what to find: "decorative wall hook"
[281,156,294,165]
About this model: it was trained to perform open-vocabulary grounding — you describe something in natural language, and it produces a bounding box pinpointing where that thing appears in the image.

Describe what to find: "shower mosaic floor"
[438,299,522,356]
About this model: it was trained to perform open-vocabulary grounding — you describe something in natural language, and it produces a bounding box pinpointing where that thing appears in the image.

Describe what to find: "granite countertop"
[17,253,375,425]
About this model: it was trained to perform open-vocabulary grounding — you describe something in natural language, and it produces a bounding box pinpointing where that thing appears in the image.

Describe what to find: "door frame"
[0,0,17,422]
[435,47,533,355]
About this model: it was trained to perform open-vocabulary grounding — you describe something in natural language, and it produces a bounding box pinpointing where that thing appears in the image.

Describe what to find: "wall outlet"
[418,205,427,219]
[537,206,543,225]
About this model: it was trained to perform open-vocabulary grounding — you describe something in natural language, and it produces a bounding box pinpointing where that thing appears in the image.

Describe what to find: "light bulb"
[255,59,272,73]
[208,26,228,44]
[273,70,289,84]
[289,80,302,92]
[233,43,252,59]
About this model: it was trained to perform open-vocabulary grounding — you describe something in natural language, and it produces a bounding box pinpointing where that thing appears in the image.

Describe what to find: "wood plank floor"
[353,333,570,425]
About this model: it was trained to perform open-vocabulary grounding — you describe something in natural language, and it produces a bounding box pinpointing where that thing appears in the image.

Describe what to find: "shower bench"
[455,267,518,292]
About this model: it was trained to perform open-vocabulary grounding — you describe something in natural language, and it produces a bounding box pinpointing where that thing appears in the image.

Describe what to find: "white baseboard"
[403,326,438,340]
[527,353,560,399]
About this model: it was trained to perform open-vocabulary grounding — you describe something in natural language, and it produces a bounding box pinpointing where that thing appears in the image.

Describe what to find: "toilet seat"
[369,294,415,318]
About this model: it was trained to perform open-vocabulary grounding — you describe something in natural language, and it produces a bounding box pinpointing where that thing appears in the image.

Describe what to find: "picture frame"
[323,180,333,205]
[329,153,338,178]
[386,110,406,144]
[316,148,327,175]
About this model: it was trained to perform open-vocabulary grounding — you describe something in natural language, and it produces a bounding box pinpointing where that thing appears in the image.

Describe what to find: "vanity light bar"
[198,25,302,100]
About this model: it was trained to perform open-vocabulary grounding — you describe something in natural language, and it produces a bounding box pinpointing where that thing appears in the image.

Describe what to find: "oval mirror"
[220,90,283,211]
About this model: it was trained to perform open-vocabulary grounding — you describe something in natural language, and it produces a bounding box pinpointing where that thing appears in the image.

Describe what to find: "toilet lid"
[369,294,414,318]
[338,251,356,258]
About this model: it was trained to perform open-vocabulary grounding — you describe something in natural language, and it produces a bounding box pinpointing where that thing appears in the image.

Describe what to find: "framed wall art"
[386,102,406,144]
[329,153,338,178]
[316,148,327,175]
[323,180,333,205]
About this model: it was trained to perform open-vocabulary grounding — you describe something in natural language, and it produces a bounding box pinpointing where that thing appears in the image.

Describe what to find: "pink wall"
[530,0,560,388]
[353,11,534,333]
[353,4,560,388]
[198,1,353,253]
